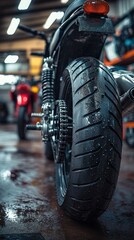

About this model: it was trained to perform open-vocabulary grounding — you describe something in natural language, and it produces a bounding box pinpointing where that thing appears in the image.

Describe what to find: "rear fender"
[53,14,114,98]
[52,13,114,53]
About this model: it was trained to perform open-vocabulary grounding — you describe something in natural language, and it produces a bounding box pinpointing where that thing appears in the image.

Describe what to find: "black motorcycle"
[19,0,134,221]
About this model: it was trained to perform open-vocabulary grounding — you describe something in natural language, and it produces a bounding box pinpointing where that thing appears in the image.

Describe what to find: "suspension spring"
[41,68,54,105]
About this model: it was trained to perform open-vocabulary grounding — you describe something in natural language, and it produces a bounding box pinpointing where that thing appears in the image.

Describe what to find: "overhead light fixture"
[7,18,20,35]
[18,0,32,10]
[4,55,19,64]
[61,0,69,3]
[43,11,64,29]
[56,12,65,20]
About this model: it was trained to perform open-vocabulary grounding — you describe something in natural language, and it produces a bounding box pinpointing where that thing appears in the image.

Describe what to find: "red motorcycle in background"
[10,79,38,139]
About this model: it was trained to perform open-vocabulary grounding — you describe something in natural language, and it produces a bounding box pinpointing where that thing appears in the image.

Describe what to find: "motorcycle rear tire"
[18,106,27,140]
[0,102,8,123]
[56,57,122,221]
[44,141,54,161]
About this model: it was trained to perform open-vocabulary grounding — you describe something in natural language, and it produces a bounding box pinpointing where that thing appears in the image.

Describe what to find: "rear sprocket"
[54,100,68,163]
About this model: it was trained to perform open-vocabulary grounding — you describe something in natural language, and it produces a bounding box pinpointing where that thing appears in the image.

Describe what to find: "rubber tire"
[18,106,27,140]
[125,128,134,148]
[56,57,122,221]
[44,141,54,161]
[0,102,8,123]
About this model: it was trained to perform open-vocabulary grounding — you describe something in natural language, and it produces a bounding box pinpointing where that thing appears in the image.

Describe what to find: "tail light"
[83,0,109,15]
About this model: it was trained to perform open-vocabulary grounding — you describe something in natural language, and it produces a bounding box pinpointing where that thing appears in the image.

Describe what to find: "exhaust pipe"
[120,87,134,116]
[111,69,134,116]
[111,69,134,95]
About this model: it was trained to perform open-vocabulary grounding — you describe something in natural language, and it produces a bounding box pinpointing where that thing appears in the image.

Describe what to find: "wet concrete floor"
[0,124,134,240]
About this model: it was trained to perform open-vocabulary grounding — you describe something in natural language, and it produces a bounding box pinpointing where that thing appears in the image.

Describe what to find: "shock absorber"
[39,57,55,142]
[41,58,55,107]
[26,58,55,139]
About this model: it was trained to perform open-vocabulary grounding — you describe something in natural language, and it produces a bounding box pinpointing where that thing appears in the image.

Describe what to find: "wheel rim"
[59,143,72,196]
[56,77,72,200]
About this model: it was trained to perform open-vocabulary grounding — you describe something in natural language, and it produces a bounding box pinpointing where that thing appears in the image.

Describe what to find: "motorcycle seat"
[50,0,85,55]
[62,0,85,23]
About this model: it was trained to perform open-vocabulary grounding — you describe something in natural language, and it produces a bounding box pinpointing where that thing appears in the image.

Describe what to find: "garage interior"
[0,0,134,240]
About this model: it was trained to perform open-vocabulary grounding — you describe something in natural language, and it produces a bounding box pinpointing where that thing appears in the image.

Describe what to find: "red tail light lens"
[83,0,109,15]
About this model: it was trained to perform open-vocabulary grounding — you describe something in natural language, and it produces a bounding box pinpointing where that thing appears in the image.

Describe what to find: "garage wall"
[109,0,134,17]
[118,0,134,16]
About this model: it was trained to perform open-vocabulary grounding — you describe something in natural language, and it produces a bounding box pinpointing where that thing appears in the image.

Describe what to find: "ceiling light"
[43,12,56,29]
[56,12,64,20]
[18,0,32,10]
[43,11,64,29]
[4,55,19,64]
[7,18,20,35]
[61,0,69,3]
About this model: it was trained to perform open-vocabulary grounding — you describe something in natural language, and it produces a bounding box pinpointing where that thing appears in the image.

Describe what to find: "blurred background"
[0,0,134,146]
[0,0,134,131]
[0,1,134,239]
